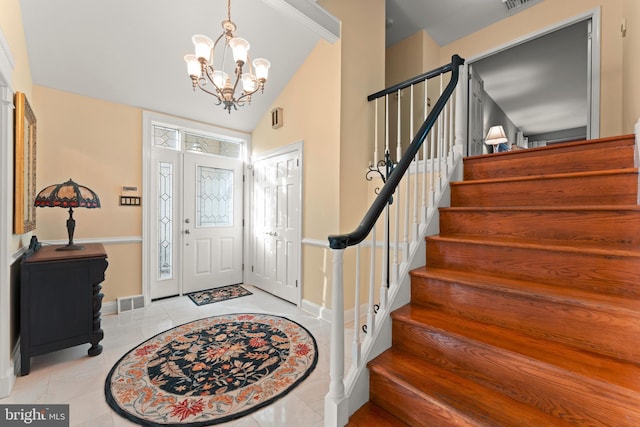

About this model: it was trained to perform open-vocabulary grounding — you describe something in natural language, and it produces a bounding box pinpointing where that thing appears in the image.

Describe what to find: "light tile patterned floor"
[1,285,334,426]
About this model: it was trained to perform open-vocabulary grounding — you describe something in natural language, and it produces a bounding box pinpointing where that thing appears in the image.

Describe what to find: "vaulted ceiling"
[20,0,584,137]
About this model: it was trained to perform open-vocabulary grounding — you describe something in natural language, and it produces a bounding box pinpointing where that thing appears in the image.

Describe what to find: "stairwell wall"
[622,0,640,133]
[439,0,625,138]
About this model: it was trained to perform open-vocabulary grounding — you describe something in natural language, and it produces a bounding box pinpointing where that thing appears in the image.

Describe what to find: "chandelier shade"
[185,0,270,113]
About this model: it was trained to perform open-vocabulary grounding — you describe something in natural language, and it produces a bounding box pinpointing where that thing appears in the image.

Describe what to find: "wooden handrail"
[328,54,465,250]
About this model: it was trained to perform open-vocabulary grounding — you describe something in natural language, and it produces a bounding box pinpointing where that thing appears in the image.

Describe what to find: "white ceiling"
[385,0,520,47]
[19,0,336,133]
[19,0,586,137]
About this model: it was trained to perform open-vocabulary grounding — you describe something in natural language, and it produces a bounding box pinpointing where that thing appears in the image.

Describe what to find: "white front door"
[182,152,243,293]
[250,148,301,303]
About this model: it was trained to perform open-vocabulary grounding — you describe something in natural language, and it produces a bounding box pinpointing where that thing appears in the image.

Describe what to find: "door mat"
[186,284,252,306]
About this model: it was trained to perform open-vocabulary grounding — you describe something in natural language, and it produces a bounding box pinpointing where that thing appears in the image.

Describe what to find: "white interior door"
[468,65,485,156]
[250,149,300,303]
[182,152,243,294]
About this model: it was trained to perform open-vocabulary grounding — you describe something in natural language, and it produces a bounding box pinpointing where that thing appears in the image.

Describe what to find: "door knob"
[185,219,191,224]
[185,229,190,234]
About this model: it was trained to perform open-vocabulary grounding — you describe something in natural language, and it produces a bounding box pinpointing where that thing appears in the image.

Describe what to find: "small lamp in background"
[485,125,510,152]
[34,179,101,251]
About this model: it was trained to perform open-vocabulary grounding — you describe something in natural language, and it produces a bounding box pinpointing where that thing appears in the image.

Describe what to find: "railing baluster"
[393,89,401,284]
[326,56,464,427]
[351,244,361,372]
[385,95,390,153]
[438,73,444,189]
[374,100,379,165]
[396,89,402,161]
[406,86,414,260]
[421,80,428,224]
[367,226,376,334]
[380,204,389,308]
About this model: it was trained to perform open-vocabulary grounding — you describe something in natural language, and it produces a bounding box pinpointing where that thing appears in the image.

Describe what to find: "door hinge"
[295,280,298,288]
[296,158,299,167]
[251,265,254,272]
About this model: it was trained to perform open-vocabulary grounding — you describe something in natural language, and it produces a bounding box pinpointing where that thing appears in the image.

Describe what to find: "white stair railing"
[324,55,466,427]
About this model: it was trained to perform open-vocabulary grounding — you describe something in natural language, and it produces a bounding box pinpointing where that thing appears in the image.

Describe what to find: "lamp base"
[56,244,85,251]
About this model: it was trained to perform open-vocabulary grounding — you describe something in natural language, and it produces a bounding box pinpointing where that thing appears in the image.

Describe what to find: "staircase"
[348,134,640,426]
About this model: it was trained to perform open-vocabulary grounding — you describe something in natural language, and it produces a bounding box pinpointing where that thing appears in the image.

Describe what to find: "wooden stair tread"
[464,134,635,163]
[369,349,563,426]
[411,266,640,314]
[442,205,640,212]
[426,234,640,258]
[391,303,640,393]
[452,167,639,186]
[439,205,640,250]
[347,402,410,427]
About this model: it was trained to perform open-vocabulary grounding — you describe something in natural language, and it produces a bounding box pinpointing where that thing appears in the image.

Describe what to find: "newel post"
[324,248,348,427]
[454,62,468,158]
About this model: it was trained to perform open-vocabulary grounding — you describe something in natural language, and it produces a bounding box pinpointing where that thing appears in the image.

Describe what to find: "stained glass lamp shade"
[34,179,101,251]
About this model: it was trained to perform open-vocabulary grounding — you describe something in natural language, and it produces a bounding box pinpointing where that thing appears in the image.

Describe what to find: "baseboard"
[102,301,117,316]
[0,340,20,398]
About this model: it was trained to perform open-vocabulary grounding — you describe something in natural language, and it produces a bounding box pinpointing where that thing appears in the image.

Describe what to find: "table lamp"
[34,178,101,251]
[485,125,509,152]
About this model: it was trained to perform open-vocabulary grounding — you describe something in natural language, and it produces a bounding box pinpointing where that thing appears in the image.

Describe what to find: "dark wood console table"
[20,241,108,375]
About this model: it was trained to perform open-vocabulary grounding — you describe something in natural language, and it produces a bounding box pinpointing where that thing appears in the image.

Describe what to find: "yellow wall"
[385,30,440,88]
[252,39,341,240]
[622,0,640,132]
[0,0,32,98]
[1,0,34,253]
[33,86,143,302]
[440,0,625,137]
[251,0,385,309]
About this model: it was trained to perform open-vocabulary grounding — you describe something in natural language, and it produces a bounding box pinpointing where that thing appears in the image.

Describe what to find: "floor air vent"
[502,0,543,15]
[117,295,145,313]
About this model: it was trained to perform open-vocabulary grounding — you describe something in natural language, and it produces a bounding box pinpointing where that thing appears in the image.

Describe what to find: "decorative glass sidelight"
[197,166,233,227]
[158,162,173,279]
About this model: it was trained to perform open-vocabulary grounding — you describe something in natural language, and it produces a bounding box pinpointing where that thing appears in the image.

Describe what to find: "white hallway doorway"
[248,143,302,305]
[144,112,247,301]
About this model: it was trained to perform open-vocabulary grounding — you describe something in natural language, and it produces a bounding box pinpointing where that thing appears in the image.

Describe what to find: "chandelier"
[184,0,271,113]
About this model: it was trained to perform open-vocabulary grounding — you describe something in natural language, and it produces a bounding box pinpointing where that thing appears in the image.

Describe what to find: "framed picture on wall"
[14,91,37,234]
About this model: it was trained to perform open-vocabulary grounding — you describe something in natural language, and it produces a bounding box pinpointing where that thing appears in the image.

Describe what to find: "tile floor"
[1,285,335,426]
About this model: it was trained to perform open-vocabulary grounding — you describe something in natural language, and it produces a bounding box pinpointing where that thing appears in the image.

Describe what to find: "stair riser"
[439,209,640,250]
[369,370,478,427]
[392,320,640,426]
[451,173,638,207]
[410,275,640,361]
[426,239,640,298]
[464,144,636,180]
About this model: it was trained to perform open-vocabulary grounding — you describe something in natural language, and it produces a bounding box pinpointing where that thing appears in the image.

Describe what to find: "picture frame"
[14,92,37,234]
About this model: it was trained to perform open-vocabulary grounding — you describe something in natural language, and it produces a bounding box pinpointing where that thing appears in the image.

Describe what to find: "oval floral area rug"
[105,313,318,426]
